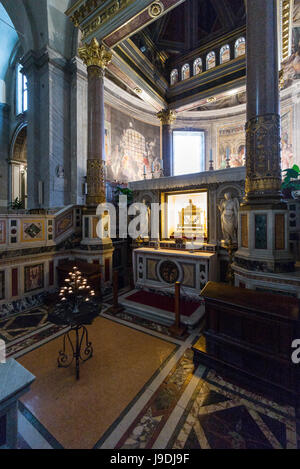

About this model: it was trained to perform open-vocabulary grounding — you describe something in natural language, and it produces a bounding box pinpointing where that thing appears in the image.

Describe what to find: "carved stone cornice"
[244,114,282,201]
[67,0,135,40]
[78,38,112,71]
[157,109,176,125]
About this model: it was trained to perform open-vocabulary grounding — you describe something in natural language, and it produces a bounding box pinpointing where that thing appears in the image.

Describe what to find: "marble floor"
[1,301,299,450]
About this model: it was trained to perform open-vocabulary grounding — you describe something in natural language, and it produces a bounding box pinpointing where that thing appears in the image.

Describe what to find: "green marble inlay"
[255,215,267,249]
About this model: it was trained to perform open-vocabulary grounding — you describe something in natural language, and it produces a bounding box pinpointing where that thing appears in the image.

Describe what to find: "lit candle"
[143,165,146,175]
[209,149,213,162]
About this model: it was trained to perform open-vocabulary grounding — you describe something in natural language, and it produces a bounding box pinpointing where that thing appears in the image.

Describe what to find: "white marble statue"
[218,192,240,242]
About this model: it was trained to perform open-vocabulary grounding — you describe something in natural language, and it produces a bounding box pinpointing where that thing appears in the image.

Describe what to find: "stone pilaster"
[69,57,88,206]
[22,47,72,209]
[0,103,9,208]
[157,109,176,177]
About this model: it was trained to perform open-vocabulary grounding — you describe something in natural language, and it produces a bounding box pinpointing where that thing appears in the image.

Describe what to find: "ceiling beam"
[103,0,187,48]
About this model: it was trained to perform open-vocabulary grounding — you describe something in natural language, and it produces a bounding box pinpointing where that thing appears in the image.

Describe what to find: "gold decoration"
[86,159,106,206]
[78,38,112,70]
[80,0,133,40]
[245,114,282,199]
[206,97,217,103]
[148,1,164,18]
[281,0,292,61]
[157,109,176,125]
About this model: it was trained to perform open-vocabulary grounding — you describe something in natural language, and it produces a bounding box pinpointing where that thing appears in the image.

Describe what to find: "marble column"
[77,40,114,288]
[0,103,9,208]
[244,0,281,203]
[157,109,176,177]
[78,39,112,207]
[234,0,294,281]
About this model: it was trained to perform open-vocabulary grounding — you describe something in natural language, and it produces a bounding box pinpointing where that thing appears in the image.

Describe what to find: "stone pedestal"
[0,359,35,449]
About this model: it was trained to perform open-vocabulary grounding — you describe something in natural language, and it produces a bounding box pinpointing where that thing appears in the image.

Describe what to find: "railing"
[0,205,82,251]
[0,205,83,312]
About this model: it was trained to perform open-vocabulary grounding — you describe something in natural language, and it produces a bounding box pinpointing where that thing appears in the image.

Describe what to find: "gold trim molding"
[281,0,292,61]
[82,0,134,40]
[157,109,176,125]
[78,38,112,69]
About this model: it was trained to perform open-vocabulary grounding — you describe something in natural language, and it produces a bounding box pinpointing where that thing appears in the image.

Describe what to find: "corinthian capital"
[78,38,112,70]
[157,109,176,125]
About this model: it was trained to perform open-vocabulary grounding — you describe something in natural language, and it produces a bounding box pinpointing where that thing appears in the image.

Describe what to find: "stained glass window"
[181,63,190,80]
[193,58,202,76]
[220,45,230,64]
[235,37,246,58]
[206,52,216,70]
[170,69,178,85]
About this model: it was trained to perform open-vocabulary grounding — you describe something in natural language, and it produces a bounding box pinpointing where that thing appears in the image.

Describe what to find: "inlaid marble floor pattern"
[5,309,299,450]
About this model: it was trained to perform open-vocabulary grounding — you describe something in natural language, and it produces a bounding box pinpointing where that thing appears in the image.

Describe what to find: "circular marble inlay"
[159,260,179,284]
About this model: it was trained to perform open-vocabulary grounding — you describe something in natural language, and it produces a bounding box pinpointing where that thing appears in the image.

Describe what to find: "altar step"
[118,289,205,331]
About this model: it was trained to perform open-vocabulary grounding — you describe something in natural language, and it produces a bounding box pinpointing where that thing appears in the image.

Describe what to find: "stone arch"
[0,0,36,53]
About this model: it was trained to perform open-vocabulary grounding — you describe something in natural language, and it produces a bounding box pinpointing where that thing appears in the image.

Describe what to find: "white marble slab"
[0,359,35,404]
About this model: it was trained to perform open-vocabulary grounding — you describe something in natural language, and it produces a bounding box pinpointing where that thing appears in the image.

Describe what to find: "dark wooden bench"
[193,282,300,414]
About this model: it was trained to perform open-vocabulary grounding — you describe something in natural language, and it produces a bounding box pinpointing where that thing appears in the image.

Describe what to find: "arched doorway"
[10,124,27,208]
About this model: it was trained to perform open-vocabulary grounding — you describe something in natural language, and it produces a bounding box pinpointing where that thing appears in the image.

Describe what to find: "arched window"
[220,44,230,64]
[206,52,216,70]
[16,63,28,115]
[181,63,190,80]
[235,37,246,58]
[193,58,202,76]
[170,69,178,85]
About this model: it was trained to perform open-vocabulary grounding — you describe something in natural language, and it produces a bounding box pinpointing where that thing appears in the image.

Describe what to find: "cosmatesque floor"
[1,302,299,450]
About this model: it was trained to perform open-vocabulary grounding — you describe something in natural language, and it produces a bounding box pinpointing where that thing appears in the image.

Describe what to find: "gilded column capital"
[78,38,112,71]
[157,109,176,125]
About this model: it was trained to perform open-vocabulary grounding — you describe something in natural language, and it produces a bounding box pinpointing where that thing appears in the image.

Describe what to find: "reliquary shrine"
[129,167,245,298]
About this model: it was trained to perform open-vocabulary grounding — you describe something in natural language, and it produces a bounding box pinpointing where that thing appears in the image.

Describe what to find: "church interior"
[0,0,300,451]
